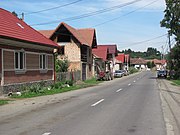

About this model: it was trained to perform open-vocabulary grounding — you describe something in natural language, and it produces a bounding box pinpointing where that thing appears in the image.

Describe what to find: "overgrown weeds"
[11,78,102,98]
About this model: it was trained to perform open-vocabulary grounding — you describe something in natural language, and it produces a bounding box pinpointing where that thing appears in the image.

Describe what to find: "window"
[59,46,65,55]
[15,51,25,70]
[40,54,47,70]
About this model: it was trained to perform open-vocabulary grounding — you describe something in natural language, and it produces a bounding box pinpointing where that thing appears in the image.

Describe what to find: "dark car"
[157,70,167,78]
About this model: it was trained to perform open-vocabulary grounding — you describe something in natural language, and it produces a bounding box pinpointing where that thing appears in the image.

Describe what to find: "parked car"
[157,70,167,78]
[114,70,124,78]
[122,70,129,76]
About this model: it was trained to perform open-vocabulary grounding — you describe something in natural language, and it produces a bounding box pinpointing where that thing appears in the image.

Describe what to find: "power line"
[24,0,84,15]
[118,34,168,48]
[30,0,143,26]
[92,0,158,27]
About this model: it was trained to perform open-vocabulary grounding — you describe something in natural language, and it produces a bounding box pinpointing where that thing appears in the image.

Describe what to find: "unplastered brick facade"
[39,22,97,81]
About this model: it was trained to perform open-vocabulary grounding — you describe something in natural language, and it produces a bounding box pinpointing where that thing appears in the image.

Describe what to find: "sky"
[1,0,169,52]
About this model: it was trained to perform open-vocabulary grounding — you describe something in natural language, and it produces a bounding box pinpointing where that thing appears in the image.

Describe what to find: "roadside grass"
[11,78,103,99]
[171,80,180,86]
[0,100,9,106]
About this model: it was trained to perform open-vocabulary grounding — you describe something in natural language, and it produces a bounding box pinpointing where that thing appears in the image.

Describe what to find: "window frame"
[39,54,48,70]
[14,51,26,71]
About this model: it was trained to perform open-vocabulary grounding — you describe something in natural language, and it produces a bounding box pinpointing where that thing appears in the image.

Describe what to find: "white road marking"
[133,80,136,83]
[91,99,104,107]
[116,89,122,92]
[42,132,51,135]
[128,83,131,86]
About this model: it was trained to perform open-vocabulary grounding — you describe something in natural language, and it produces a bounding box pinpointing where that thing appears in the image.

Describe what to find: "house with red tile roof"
[39,22,97,81]
[152,59,167,70]
[92,44,118,75]
[0,8,59,94]
[130,58,147,70]
[115,54,130,71]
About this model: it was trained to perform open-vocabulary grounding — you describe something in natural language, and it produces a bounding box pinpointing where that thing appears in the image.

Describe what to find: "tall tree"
[160,0,180,43]
[171,44,180,79]
[161,0,180,79]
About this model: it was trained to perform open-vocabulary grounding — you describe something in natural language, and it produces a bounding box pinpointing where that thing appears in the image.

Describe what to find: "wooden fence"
[56,70,81,82]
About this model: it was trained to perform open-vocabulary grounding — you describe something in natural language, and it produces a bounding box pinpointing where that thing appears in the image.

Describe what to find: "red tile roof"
[38,30,54,38]
[39,22,97,48]
[98,44,118,55]
[92,46,108,61]
[130,58,147,65]
[116,54,125,63]
[0,8,58,48]
[153,59,166,65]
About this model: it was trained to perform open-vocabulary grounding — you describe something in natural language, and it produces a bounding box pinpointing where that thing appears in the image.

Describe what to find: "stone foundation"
[1,80,54,94]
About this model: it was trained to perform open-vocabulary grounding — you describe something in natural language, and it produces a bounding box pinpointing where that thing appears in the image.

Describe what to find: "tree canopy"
[160,0,180,43]
[121,47,161,60]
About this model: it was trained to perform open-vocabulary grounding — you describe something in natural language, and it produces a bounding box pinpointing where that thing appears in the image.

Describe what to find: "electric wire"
[30,0,143,26]
[92,0,158,27]
[24,0,84,15]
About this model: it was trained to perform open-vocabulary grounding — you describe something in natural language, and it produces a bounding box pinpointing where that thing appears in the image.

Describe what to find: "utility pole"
[168,31,172,77]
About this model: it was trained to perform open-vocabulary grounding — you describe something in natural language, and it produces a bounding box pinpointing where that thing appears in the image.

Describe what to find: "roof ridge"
[0,8,58,47]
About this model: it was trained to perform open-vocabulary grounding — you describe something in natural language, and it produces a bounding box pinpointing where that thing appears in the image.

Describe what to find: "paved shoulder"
[157,79,180,135]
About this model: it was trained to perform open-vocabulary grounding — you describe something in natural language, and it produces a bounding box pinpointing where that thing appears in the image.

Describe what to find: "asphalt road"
[0,71,166,135]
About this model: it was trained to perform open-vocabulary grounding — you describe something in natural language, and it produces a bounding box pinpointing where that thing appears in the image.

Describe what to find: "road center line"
[133,80,136,83]
[116,89,122,92]
[42,132,51,135]
[91,99,104,107]
[128,83,131,86]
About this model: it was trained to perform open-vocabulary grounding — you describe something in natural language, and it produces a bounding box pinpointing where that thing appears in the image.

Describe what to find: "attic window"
[17,23,24,29]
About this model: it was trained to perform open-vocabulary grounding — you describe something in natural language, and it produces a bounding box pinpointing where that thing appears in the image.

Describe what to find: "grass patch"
[11,78,103,99]
[171,80,180,86]
[0,100,9,106]
[84,78,102,85]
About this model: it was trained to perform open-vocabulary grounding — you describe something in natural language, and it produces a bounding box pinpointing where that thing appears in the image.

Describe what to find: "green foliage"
[121,47,161,59]
[0,100,9,105]
[11,79,102,99]
[53,82,63,89]
[147,61,156,69]
[129,67,139,74]
[161,0,180,42]
[170,44,180,79]
[65,80,74,86]
[147,61,151,68]
[171,80,180,86]
[29,84,42,93]
[55,58,69,72]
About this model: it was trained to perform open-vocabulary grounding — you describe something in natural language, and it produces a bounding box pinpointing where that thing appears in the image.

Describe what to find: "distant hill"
[119,47,161,60]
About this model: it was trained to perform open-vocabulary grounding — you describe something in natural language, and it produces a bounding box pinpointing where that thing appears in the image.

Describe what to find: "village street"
[1,71,179,135]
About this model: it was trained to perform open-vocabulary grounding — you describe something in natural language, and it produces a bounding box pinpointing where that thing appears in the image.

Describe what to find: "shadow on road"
[149,77,157,80]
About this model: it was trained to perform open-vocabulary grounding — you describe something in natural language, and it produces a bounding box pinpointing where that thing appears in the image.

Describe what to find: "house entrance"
[82,63,86,81]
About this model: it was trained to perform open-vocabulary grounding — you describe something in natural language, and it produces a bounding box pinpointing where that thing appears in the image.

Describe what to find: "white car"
[114,70,124,78]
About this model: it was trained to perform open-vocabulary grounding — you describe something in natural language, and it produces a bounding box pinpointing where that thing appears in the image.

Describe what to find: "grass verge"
[171,80,180,86]
[0,100,9,106]
[11,78,103,99]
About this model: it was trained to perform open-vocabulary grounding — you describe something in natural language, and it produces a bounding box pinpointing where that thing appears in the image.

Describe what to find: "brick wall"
[3,50,14,70]
[2,49,54,86]
[65,41,81,62]
[4,70,53,85]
